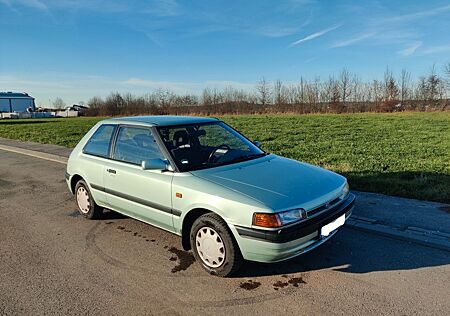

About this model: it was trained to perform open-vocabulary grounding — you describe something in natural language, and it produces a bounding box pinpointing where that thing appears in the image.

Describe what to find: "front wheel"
[190,213,243,277]
[75,180,102,219]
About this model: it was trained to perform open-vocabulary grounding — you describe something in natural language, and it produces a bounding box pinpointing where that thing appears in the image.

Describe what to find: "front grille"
[306,197,341,218]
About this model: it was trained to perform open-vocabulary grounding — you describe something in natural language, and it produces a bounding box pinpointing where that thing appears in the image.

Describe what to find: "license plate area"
[320,214,346,237]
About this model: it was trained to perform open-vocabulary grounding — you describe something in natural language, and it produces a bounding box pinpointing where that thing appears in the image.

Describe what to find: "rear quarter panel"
[66,122,108,206]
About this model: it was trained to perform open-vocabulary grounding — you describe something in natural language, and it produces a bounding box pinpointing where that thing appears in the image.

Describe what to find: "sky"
[1,0,450,106]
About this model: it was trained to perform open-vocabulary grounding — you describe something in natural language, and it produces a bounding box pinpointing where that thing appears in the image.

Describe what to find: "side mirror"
[141,158,169,171]
[253,140,261,148]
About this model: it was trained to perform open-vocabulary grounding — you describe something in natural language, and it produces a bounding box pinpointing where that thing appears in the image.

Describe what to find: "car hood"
[191,154,346,211]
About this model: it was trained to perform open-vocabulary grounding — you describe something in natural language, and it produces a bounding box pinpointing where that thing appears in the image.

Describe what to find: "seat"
[171,130,199,167]
[133,133,153,147]
[173,130,190,148]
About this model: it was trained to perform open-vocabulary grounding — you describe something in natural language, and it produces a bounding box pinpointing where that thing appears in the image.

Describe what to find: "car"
[65,115,355,276]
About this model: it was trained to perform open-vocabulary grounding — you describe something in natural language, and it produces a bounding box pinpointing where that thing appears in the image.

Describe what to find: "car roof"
[101,115,220,127]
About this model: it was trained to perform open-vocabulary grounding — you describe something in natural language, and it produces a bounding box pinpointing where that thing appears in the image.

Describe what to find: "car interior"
[160,127,213,169]
[114,131,163,165]
[158,124,258,171]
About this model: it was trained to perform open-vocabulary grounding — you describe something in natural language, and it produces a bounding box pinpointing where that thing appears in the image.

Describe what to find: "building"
[0,92,36,112]
[65,104,88,115]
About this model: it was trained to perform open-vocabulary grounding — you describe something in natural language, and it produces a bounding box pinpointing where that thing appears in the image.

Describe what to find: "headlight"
[253,209,306,228]
[340,182,350,200]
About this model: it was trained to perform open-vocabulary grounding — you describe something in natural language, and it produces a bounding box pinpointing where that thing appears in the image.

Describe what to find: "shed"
[0,92,36,112]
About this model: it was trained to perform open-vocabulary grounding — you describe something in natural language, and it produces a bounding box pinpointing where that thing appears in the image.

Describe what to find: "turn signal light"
[253,213,282,228]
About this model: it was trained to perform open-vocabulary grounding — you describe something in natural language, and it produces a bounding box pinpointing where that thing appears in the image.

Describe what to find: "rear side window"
[113,126,164,165]
[83,124,116,158]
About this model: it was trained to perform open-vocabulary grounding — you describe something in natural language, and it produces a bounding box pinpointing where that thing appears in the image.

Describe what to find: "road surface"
[0,149,449,315]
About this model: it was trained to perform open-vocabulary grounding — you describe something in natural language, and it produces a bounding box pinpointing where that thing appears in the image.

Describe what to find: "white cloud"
[257,25,304,38]
[289,24,342,47]
[123,78,254,93]
[331,32,375,48]
[143,0,180,17]
[398,41,422,56]
[0,74,255,106]
[421,44,450,55]
[2,0,48,11]
[383,4,450,23]
[122,78,201,92]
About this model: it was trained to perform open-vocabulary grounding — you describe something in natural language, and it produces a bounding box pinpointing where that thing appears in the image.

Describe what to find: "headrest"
[133,133,153,147]
[173,130,189,147]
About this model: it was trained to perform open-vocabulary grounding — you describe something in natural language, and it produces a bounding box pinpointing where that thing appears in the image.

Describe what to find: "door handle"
[107,168,116,174]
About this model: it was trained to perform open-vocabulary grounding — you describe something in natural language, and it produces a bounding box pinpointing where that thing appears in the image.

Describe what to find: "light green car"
[66,116,355,276]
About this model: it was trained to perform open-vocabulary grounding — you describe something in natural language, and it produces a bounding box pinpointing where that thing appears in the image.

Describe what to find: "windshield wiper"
[228,152,267,164]
[192,153,268,171]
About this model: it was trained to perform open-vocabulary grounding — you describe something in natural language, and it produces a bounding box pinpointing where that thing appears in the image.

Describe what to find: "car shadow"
[69,205,450,278]
[232,226,450,278]
[99,208,128,219]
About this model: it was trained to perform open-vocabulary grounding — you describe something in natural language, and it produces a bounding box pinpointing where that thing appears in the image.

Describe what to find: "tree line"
[85,64,450,116]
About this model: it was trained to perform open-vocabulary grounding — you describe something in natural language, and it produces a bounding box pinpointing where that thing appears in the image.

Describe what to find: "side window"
[83,124,116,157]
[113,127,164,165]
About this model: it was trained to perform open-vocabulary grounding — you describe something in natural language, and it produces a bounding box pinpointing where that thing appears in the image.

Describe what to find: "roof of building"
[104,115,219,126]
[0,92,34,99]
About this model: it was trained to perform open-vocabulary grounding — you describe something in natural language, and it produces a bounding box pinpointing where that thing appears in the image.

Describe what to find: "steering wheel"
[208,144,230,163]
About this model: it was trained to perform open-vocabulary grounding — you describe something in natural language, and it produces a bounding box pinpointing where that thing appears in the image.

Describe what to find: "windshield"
[157,122,266,172]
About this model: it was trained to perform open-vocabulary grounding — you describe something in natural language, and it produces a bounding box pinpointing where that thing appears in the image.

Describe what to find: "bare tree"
[84,65,450,116]
[372,80,383,110]
[339,68,351,106]
[444,62,450,96]
[256,77,271,106]
[383,68,399,101]
[323,76,340,112]
[399,69,411,107]
[52,97,66,109]
[273,80,284,105]
[426,65,442,107]
[299,77,306,103]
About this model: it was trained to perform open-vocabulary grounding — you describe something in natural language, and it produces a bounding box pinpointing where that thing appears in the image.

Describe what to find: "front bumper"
[231,193,355,263]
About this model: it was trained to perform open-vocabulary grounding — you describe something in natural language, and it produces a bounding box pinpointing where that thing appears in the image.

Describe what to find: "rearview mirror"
[253,140,261,148]
[141,158,169,171]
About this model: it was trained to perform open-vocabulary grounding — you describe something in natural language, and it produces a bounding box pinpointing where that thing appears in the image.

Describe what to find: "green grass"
[1,112,449,203]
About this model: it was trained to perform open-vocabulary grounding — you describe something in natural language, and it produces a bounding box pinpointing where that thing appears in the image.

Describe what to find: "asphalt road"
[0,149,449,315]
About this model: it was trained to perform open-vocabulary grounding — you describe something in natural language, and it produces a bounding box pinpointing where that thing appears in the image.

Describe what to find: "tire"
[74,179,102,219]
[190,213,243,277]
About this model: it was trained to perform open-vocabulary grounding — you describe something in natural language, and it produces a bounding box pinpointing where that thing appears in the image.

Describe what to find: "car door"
[80,123,117,206]
[103,125,175,233]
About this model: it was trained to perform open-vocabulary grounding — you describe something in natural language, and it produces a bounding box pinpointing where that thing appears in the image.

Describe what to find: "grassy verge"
[0,112,449,203]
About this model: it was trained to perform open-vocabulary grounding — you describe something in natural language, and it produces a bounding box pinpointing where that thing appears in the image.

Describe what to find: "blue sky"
[1,0,450,106]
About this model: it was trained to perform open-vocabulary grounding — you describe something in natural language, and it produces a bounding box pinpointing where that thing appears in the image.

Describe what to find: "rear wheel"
[75,180,102,219]
[190,213,243,277]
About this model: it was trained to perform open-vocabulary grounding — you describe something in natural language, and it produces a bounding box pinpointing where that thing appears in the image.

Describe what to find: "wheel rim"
[76,186,90,214]
[195,227,225,268]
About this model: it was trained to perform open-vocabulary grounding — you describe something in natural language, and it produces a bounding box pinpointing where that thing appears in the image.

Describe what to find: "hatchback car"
[66,116,354,276]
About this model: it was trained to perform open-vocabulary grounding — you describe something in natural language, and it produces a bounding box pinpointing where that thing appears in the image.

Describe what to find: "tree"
[255,77,271,106]
[426,65,442,106]
[399,69,411,106]
[339,68,351,105]
[383,68,399,102]
[52,97,66,109]
[444,62,450,95]
[372,80,383,110]
[273,80,284,105]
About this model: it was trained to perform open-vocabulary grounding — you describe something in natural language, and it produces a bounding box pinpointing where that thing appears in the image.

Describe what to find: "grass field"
[0,112,449,203]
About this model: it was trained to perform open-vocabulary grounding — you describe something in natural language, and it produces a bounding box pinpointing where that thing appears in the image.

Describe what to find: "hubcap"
[195,227,225,268]
[76,186,90,214]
